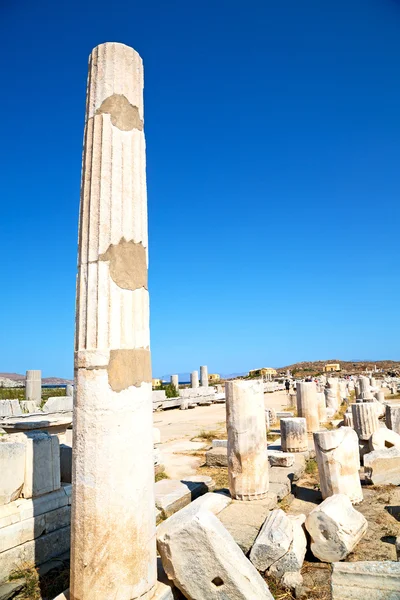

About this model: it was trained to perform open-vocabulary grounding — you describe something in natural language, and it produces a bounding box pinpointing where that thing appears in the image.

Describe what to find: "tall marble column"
[200,365,208,387]
[170,374,179,392]
[25,370,41,404]
[225,380,269,500]
[190,370,199,388]
[71,42,156,600]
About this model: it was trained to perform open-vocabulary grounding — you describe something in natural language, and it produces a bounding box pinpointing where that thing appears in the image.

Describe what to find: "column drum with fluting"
[351,402,379,441]
[280,417,308,452]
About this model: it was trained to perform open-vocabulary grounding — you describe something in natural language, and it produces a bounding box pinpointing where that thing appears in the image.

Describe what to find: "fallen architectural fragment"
[364,447,400,485]
[313,427,363,504]
[386,404,400,435]
[0,437,25,505]
[305,494,367,562]
[225,380,269,500]
[268,514,307,580]
[250,509,293,571]
[351,402,379,441]
[280,417,308,452]
[71,42,156,599]
[157,507,274,599]
[368,427,400,451]
[296,382,319,432]
[331,561,400,599]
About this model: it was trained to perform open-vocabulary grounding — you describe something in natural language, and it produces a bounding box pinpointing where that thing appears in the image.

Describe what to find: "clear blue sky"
[1,0,399,379]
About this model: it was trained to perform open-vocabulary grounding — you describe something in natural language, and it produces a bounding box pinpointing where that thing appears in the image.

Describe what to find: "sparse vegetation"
[197,464,229,490]
[155,471,169,482]
[9,563,40,600]
[305,457,318,476]
[193,429,226,443]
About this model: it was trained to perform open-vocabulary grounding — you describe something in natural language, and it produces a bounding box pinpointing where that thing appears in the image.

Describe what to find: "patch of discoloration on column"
[108,348,152,392]
[96,94,143,131]
[99,238,148,291]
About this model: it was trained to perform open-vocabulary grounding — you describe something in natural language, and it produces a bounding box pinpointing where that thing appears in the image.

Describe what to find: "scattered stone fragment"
[386,404,400,435]
[155,478,210,518]
[205,446,228,467]
[281,571,303,592]
[157,508,274,599]
[250,509,293,571]
[305,494,368,562]
[364,447,400,485]
[331,561,400,599]
[0,437,25,506]
[280,418,308,452]
[268,514,307,578]
[212,439,227,448]
[369,427,400,452]
[268,450,295,467]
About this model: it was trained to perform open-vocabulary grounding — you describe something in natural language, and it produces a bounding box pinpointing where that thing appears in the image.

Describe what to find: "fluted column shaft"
[351,402,379,441]
[296,382,319,432]
[200,365,208,387]
[225,380,269,500]
[71,42,156,600]
[170,374,179,391]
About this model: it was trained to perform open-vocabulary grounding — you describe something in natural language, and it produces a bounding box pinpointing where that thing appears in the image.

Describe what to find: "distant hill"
[277,359,400,374]
[0,372,73,386]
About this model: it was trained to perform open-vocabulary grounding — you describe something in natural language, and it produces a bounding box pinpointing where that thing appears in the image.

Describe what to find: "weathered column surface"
[386,404,400,435]
[25,370,41,404]
[190,370,199,388]
[170,374,179,392]
[66,384,74,397]
[317,391,327,423]
[296,382,319,432]
[200,365,208,387]
[71,42,156,600]
[225,380,269,500]
[280,417,308,452]
[325,378,339,412]
[351,402,379,441]
[358,376,372,400]
[313,428,362,504]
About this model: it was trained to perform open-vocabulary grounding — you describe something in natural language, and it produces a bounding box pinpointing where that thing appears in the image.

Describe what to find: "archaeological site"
[1,7,400,600]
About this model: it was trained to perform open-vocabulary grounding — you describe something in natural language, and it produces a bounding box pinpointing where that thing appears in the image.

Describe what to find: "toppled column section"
[225,380,269,500]
[296,382,319,432]
[313,427,362,504]
[386,404,400,435]
[305,494,367,562]
[331,561,400,599]
[280,417,308,452]
[71,42,156,600]
[25,370,41,404]
[200,365,209,387]
[351,402,379,440]
[157,507,274,599]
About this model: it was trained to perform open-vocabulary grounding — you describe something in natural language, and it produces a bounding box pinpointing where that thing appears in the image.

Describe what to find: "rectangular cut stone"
[0,486,71,529]
[206,446,228,467]
[0,526,70,583]
[157,508,274,599]
[331,561,400,599]
[364,447,400,485]
[0,439,25,506]
[267,451,295,467]
[14,432,60,498]
[212,439,227,448]
[154,479,210,518]
[42,396,73,413]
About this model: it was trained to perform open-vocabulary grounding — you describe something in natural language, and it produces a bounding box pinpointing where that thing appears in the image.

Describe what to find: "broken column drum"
[280,417,308,452]
[25,370,41,404]
[200,365,209,388]
[225,380,269,500]
[71,43,156,600]
[190,370,199,388]
[386,404,400,435]
[170,374,179,392]
[296,382,319,432]
[358,376,372,400]
[313,428,362,504]
[351,402,379,441]
[325,378,339,413]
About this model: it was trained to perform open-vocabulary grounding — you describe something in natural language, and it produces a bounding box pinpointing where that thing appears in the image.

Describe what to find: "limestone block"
[157,508,274,599]
[14,432,60,499]
[268,514,307,578]
[265,407,277,427]
[42,396,73,413]
[212,439,227,448]
[386,404,400,435]
[249,509,293,571]
[0,438,25,505]
[153,390,166,402]
[0,486,71,529]
[313,428,362,504]
[305,494,367,562]
[206,446,228,467]
[364,447,400,485]
[369,427,400,452]
[226,380,269,500]
[352,402,379,440]
[218,492,278,554]
[0,400,22,417]
[158,492,231,528]
[317,391,327,422]
[19,401,37,414]
[276,411,294,419]
[296,382,319,432]
[155,478,210,518]
[60,444,72,483]
[358,376,372,400]
[267,450,295,467]
[331,561,400,599]
[280,417,308,452]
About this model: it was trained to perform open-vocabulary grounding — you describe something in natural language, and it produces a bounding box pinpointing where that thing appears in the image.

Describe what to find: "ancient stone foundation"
[225,380,269,500]
[71,42,156,600]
